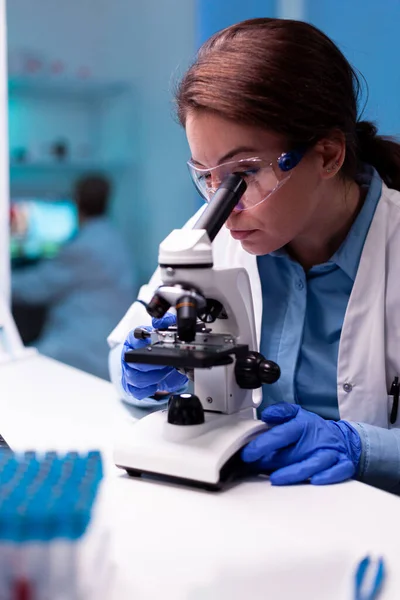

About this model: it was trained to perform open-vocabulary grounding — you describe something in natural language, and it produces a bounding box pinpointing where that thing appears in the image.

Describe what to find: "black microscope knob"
[168,393,205,425]
[235,352,260,389]
[197,299,225,323]
[259,359,281,384]
[133,327,151,340]
[235,351,280,389]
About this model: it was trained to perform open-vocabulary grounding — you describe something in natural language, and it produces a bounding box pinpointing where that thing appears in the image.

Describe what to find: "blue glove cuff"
[334,420,362,470]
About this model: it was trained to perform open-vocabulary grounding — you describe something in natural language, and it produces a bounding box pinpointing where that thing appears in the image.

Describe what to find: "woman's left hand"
[241,403,362,486]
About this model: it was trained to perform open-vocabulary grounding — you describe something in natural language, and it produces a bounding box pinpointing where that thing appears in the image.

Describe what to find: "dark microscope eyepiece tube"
[193,173,247,242]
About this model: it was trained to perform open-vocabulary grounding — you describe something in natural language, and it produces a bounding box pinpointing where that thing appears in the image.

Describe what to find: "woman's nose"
[226,212,241,229]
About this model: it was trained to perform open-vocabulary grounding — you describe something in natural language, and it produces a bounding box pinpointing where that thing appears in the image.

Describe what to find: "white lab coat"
[108,181,400,428]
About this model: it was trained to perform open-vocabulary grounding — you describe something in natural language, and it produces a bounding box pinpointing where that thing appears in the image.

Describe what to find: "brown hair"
[176,18,400,190]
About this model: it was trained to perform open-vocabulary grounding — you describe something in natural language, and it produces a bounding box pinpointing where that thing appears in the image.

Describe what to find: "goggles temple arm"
[277,147,307,172]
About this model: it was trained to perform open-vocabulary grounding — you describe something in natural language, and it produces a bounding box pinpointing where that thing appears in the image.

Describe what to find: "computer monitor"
[10,197,78,261]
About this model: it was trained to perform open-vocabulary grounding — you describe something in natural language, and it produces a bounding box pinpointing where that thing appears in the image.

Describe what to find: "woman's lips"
[229,229,258,241]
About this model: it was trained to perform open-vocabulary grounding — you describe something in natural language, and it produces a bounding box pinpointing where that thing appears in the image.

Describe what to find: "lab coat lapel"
[337,185,393,426]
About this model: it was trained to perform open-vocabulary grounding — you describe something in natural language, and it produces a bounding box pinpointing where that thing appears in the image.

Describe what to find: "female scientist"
[108,18,400,493]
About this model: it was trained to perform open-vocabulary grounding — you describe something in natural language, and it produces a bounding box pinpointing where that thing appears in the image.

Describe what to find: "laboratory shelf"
[8,77,131,100]
[10,161,130,175]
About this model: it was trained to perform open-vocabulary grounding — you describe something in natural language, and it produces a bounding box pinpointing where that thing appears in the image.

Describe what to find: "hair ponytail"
[356,121,400,190]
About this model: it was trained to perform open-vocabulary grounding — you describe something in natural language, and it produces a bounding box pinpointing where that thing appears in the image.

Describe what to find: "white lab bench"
[1,354,399,600]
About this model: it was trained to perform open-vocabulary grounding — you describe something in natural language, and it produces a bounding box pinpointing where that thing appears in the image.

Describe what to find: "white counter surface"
[1,354,399,599]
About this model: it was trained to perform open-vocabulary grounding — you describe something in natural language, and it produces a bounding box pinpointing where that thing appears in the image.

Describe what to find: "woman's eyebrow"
[190,146,258,167]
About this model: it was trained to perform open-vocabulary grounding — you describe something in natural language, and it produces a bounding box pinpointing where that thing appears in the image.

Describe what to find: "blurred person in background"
[12,174,135,379]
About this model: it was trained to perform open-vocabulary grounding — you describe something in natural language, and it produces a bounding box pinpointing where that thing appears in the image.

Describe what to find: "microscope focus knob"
[235,351,281,389]
[168,393,205,426]
[258,359,281,385]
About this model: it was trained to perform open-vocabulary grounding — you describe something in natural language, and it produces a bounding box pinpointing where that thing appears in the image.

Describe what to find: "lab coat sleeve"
[351,422,400,494]
[12,241,88,305]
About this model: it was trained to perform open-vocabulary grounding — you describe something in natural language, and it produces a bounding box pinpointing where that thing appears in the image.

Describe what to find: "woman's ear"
[314,130,346,179]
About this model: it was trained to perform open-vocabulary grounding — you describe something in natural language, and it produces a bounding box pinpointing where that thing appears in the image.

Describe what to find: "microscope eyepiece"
[193,173,247,242]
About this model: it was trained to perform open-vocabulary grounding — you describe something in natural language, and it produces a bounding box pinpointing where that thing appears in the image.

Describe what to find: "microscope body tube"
[193,174,247,241]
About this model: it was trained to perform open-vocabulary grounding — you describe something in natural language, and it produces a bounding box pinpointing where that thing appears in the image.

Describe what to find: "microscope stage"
[124,342,249,369]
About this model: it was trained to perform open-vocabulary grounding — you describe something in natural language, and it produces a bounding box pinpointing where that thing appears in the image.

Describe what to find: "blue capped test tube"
[0,450,107,600]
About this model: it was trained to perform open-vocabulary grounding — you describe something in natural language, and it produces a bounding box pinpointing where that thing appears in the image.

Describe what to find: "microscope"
[114,174,280,490]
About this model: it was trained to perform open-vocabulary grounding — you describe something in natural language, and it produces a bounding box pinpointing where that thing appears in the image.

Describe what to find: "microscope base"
[114,409,267,490]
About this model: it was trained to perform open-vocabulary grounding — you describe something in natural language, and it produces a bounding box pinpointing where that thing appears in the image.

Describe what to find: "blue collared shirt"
[257,166,400,492]
[257,166,382,417]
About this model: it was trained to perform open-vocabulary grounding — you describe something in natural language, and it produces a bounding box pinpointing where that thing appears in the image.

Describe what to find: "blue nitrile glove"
[121,313,188,401]
[242,403,362,486]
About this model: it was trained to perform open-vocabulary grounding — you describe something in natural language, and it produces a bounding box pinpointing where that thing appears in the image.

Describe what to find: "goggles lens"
[187,150,304,212]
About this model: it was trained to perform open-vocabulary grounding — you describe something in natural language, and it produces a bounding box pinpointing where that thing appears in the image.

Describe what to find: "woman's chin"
[240,233,279,256]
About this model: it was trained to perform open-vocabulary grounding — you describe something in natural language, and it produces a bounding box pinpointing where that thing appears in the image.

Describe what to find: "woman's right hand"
[121,313,188,400]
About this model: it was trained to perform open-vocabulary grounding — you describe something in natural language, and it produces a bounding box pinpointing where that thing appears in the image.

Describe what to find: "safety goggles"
[187,148,306,212]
